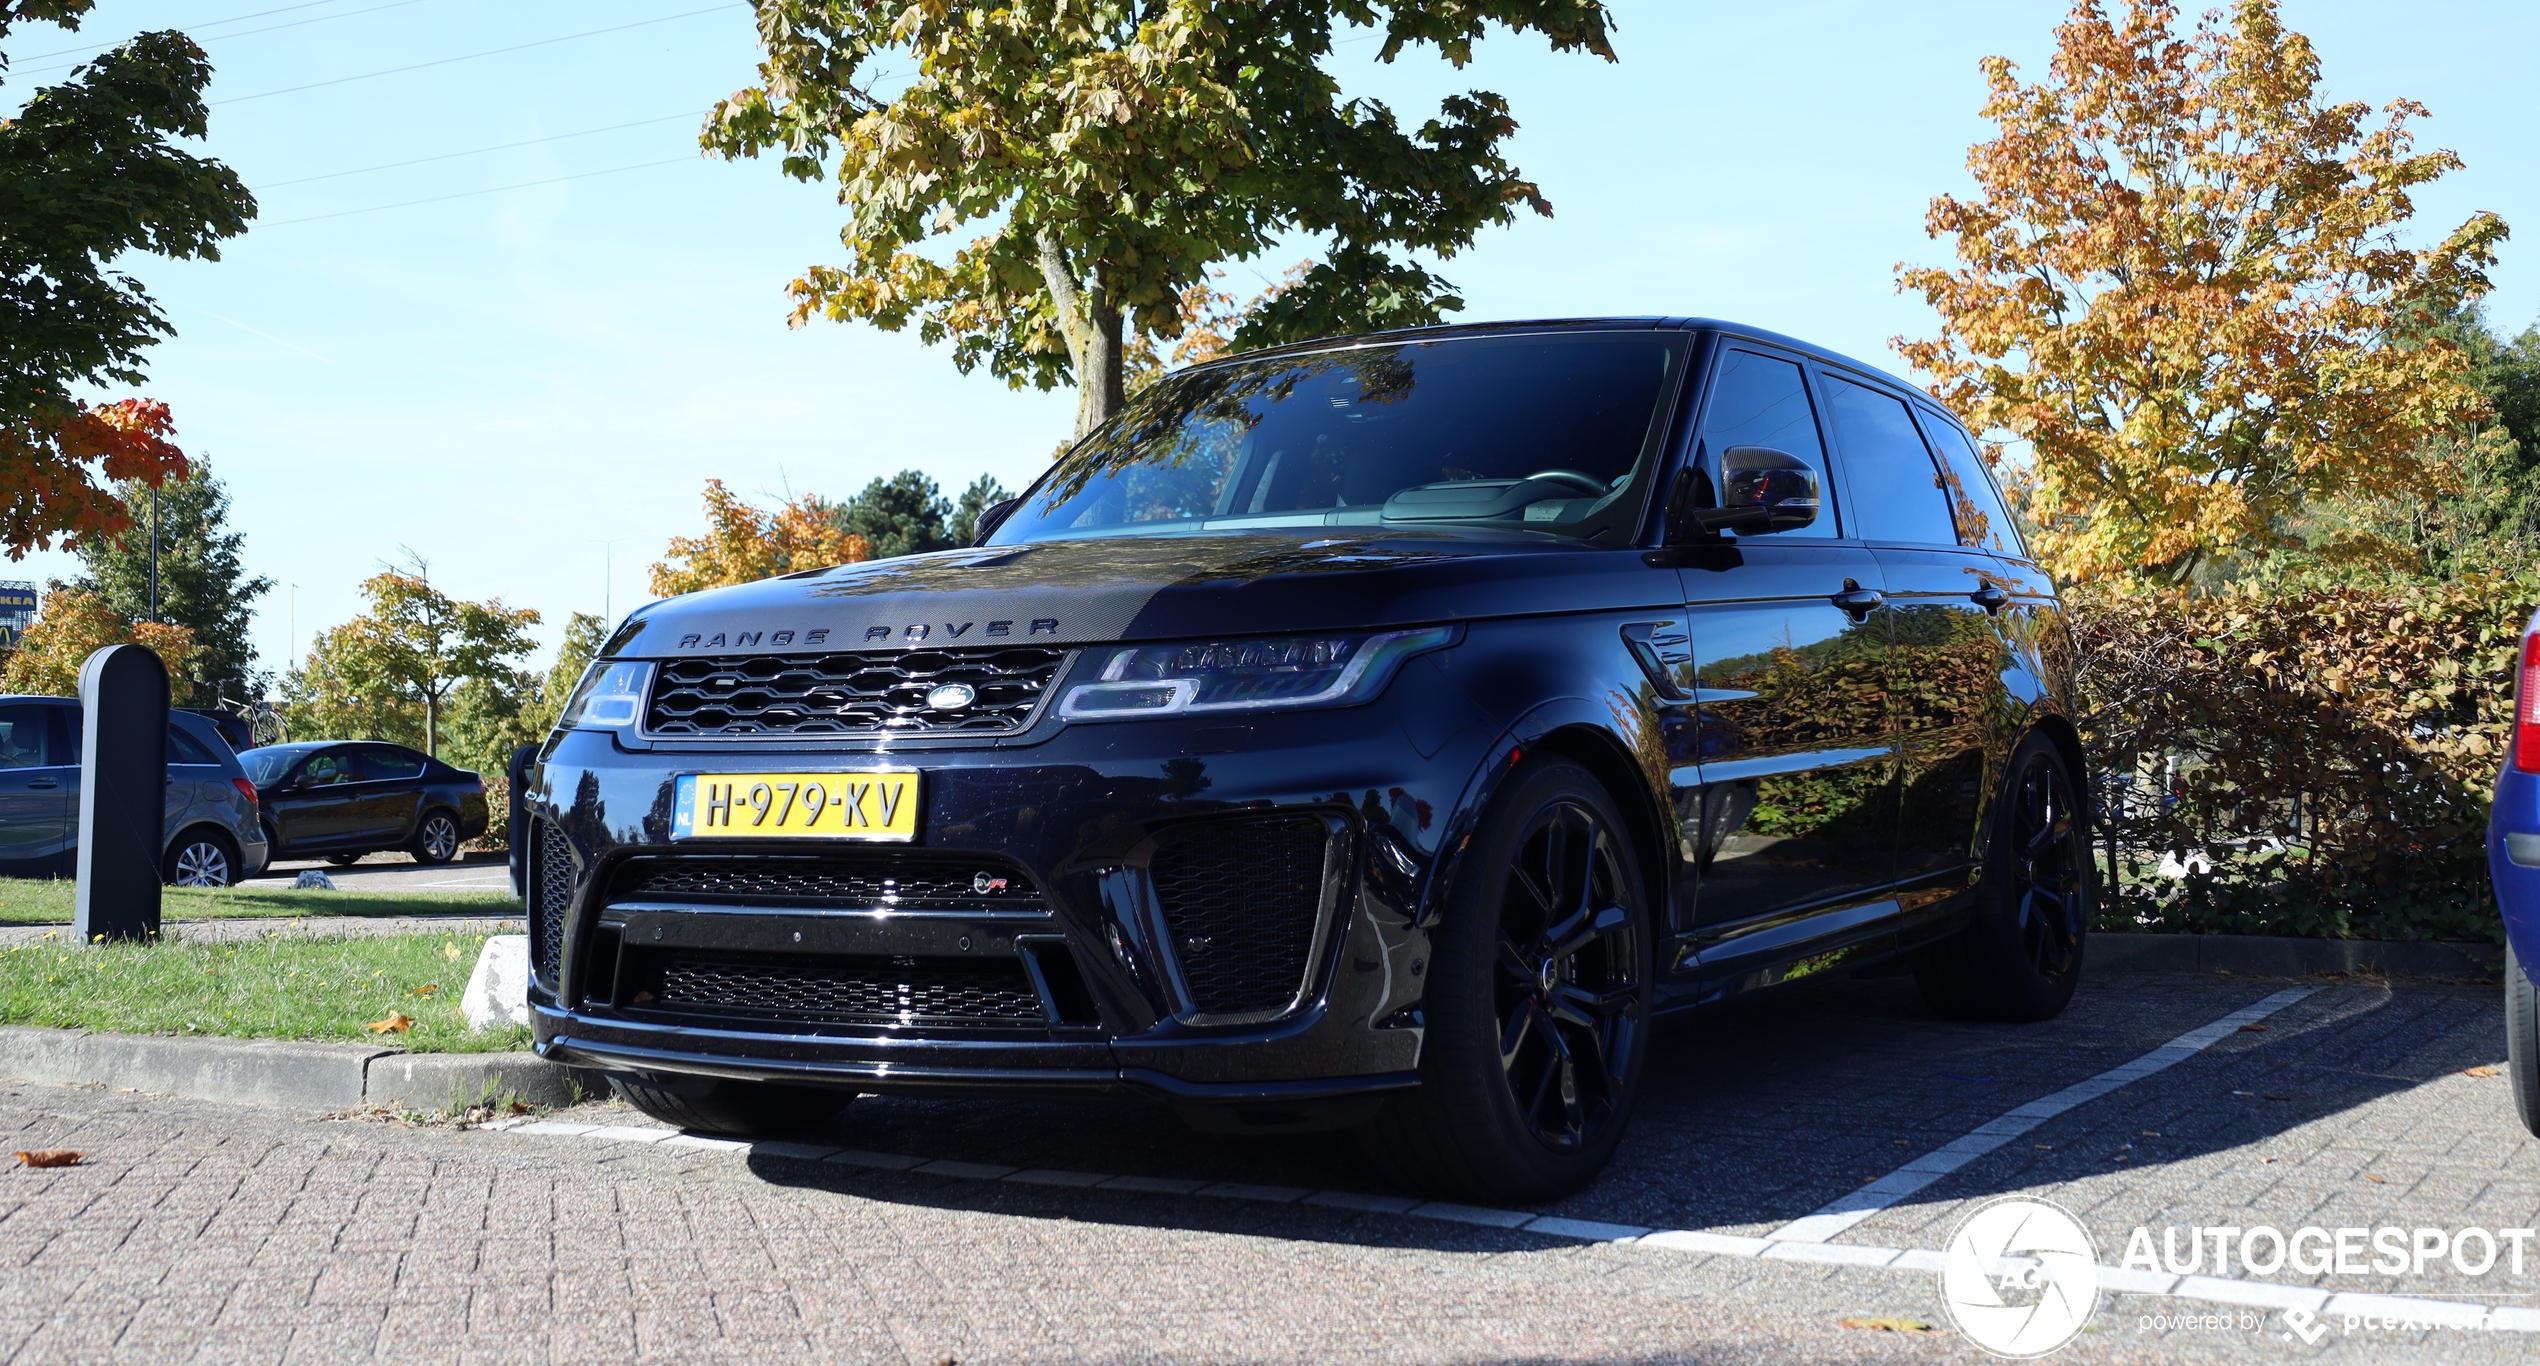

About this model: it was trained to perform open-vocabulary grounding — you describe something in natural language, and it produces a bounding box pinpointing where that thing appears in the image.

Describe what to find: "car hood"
[610,529,1677,657]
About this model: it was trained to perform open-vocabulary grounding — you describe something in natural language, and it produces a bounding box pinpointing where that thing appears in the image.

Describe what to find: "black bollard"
[75,645,168,943]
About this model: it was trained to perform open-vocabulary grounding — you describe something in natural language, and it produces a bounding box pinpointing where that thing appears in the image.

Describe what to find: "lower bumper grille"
[1151,816,1332,1018]
[530,820,574,985]
[635,952,1047,1028]
[607,852,1043,912]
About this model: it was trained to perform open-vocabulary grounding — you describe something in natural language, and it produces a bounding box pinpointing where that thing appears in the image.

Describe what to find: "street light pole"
[589,537,630,627]
[148,486,160,623]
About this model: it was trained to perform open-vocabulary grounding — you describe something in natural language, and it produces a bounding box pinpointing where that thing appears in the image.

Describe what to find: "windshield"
[240,747,311,785]
[989,331,1689,546]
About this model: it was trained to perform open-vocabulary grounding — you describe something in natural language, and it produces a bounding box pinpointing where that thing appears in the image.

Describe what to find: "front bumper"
[524,686,1496,1101]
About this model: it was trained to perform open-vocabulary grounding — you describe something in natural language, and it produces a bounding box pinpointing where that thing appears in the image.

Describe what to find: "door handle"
[1969,584,2010,614]
[26,779,57,790]
[1831,586,1885,621]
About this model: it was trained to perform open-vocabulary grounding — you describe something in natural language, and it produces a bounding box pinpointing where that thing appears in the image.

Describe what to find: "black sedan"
[238,741,490,866]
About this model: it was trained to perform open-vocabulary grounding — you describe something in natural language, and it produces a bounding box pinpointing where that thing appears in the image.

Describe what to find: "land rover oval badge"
[926,683,978,711]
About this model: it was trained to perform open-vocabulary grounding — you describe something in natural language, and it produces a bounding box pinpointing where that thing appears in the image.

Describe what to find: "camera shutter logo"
[1941,1196,2100,1357]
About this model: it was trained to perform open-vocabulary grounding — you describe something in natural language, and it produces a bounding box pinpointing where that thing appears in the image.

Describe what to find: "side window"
[359,747,426,781]
[166,724,217,766]
[0,706,48,769]
[1821,375,1958,547]
[1917,410,2026,557]
[1696,348,1836,538]
[299,750,356,786]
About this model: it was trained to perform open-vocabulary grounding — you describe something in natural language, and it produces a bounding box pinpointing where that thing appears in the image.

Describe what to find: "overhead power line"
[18,0,351,61]
[254,110,704,189]
[257,155,700,226]
[17,0,436,74]
[210,4,742,106]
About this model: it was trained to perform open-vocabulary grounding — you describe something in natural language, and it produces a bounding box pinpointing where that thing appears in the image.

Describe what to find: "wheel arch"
[1525,725,1674,933]
[163,822,242,880]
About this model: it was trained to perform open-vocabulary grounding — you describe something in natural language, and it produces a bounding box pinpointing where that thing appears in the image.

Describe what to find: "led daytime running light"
[1059,627,1455,722]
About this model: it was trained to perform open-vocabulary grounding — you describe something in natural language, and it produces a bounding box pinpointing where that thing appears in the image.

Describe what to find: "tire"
[324,852,364,866]
[607,1074,851,1138]
[163,829,239,887]
[2509,940,2540,1138]
[1917,732,2090,1022]
[411,810,462,865]
[1361,760,1653,1203]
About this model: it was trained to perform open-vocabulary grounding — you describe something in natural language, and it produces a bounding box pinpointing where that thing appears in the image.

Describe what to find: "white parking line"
[1763,987,2320,1244]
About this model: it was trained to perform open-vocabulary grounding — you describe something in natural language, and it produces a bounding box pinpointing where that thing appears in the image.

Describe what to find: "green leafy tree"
[1,1,254,555]
[280,558,540,757]
[442,612,608,775]
[71,460,269,699]
[707,0,1616,436]
[948,473,1012,546]
[837,470,955,559]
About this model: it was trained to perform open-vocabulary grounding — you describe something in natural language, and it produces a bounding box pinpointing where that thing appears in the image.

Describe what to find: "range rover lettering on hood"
[671,619,1064,651]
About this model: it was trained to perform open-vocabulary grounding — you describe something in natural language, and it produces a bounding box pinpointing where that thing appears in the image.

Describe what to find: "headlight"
[556,660,653,731]
[1057,627,1457,721]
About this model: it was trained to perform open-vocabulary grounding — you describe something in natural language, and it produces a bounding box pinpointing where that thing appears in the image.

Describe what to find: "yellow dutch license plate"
[672,772,919,841]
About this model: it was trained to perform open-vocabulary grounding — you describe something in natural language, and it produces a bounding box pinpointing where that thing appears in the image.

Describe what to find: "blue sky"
[10,0,2536,679]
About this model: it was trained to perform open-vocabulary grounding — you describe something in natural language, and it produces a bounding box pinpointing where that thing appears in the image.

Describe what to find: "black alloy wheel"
[412,811,461,865]
[1493,798,1645,1152]
[1918,733,2090,1022]
[163,830,236,887]
[1363,760,1651,1202]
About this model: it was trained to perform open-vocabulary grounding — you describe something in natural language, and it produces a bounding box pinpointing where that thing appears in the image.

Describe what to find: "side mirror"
[1711,446,1819,534]
[972,497,1021,546]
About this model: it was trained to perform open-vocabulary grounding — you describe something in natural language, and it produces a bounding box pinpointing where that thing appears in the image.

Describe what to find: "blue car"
[0,695,271,886]
[2495,623,2540,1135]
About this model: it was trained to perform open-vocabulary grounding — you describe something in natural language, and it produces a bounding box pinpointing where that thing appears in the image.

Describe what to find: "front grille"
[530,819,574,984]
[607,853,1043,910]
[641,952,1046,1027]
[1151,816,1331,1017]
[645,646,1065,737]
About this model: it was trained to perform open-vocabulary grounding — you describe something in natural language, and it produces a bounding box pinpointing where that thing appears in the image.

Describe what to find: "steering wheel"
[1523,469,1607,496]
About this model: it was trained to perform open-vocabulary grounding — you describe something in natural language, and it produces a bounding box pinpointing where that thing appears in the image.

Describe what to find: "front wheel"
[1362,760,1652,1203]
[609,1074,851,1138]
[2508,940,2540,1138]
[411,811,461,865]
[1917,732,2090,1022]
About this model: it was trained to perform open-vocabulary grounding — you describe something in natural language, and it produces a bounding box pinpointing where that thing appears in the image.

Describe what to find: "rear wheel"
[163,829,238,887]
[324,852,364,866]
[1362,760,1651,1203]
[411,810,461,864]
[608,1074,851,1138]
[1917,733,2089,1022]
[2508,941,2540,1137]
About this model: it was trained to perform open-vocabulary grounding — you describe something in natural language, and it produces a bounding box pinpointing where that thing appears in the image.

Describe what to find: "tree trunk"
[1036,228,1125,437]
[425,689,438,759]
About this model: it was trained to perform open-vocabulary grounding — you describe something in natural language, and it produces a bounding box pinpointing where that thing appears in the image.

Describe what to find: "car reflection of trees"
[1889,603,2014,856]
[1698,619,1895,848]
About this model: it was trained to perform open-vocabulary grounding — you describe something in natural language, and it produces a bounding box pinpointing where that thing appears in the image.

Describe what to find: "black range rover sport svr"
[525,318,2088,1201]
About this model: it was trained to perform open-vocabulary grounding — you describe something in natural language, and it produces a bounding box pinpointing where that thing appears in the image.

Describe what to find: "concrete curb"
[0,1026,603,1113]
[2091,932,2504,978]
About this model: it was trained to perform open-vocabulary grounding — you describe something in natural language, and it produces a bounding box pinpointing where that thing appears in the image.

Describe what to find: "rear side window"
[1697,348,1836,538]
[167,725,218,766]
[299,750,357,786]
[359,748,426,781]
[0,706,48,769]
[1917,411,2026,557]
[1821,375,1958,547]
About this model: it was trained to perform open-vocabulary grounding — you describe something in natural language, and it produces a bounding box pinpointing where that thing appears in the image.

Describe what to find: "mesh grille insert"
[643,953,1046,1027]
[531,820,573,985]
[608,854,1043,910]
[646,646,1065,737]
[1151,816,1330,1017]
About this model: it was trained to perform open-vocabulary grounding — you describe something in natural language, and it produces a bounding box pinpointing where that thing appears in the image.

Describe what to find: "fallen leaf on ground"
[366,1013,415,1034]
[14,1150,81,1168]
[410,983,439,997]
[1841,1317,1935,1334]
[442,942,462,961]
[2465,1066,2501,1078]
[2365,1174,2387,1183]
[2239,1024,2268,1032]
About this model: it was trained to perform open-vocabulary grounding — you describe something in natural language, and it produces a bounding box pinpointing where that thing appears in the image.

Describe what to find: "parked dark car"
[237,741,489,866]
[521,318,2087,1201]
[0,695,269,885]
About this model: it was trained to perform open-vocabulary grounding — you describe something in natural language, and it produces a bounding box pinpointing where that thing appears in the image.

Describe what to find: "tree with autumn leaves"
[1898,0,2506,585]
[707,0,1616,437]
[281,560,540,760]
[1,2,255,558]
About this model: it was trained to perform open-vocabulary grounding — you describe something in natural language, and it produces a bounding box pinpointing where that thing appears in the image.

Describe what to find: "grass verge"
[0,930,531,1053]
[0,876,519,925]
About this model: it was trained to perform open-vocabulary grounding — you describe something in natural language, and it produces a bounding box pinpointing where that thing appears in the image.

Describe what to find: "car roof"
[1201,315,1943,418]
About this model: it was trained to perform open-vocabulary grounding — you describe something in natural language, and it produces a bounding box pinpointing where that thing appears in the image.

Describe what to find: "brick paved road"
[2,969,2533,1363]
